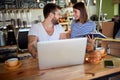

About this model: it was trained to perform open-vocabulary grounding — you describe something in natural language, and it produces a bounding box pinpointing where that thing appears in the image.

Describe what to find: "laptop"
[37,38,87,70]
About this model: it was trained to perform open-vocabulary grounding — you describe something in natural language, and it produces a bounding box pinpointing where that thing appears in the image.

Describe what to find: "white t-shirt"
[28,22,65,42]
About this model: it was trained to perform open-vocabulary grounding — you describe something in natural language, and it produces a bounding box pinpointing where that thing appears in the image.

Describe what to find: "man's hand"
[28,35,38,58]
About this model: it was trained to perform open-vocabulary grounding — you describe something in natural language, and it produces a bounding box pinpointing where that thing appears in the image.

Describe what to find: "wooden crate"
[109,42,120,57]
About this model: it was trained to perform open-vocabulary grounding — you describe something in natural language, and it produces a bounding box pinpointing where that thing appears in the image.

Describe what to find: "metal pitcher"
[0,31,6,46]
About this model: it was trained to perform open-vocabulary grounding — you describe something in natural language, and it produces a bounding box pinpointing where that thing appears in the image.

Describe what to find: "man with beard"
[28,3,67,58]
[70,2,96,52]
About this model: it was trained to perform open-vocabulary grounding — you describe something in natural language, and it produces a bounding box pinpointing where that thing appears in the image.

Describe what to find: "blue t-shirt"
[70,20,96,38]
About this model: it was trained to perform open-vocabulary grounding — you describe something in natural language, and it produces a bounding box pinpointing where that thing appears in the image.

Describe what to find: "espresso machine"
[6,25,16,45]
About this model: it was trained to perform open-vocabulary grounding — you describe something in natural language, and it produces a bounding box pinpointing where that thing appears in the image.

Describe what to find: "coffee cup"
[5,58,18,67]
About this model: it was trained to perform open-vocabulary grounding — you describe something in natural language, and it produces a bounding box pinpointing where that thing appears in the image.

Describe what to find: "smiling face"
[51,9,62,25]
[73,8,81,21]
[73,2,88,23]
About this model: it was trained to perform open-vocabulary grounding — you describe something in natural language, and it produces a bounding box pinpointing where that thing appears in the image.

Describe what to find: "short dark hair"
[43,3,61,18]
[73,2,88,23]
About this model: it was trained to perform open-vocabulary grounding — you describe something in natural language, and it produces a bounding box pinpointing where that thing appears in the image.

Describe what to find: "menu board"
[0,0,38,9]
[0,0,66,9]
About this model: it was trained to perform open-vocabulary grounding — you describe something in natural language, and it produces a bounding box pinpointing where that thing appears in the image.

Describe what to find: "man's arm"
[28,35,38,58]
[60,32,71,39]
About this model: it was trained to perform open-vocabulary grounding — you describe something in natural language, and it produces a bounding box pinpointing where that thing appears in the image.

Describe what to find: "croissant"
[88,50,102,64]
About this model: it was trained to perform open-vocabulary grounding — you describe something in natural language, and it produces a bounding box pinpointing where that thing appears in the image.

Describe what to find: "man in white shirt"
[28,3,67,58]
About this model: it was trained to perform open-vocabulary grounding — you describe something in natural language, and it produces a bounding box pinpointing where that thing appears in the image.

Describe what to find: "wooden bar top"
[96,38,120,42]
[0,55,120,80]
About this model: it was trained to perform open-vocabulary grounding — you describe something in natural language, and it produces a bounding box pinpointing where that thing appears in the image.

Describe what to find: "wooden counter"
[96,38,120,42]
[0,55,120,80]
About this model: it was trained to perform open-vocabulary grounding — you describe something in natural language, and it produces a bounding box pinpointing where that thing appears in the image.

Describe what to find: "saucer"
[4,61,22,70]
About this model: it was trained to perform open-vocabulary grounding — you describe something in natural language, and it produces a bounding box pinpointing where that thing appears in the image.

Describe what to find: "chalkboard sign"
[0,0,66,9]
[0,0,38,9]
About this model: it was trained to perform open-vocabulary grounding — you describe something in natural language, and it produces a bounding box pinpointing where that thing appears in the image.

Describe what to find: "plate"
[4,61,22,70]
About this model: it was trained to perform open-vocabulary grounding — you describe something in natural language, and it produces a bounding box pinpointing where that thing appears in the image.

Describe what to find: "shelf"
[60,22,70,31]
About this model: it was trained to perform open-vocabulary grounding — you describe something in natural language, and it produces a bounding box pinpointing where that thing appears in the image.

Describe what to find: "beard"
[51,17,59,25]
